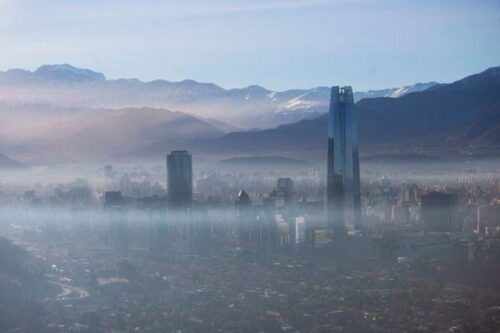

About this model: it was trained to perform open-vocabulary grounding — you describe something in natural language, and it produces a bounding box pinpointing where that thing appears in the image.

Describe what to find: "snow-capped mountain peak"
[386,82,438,98]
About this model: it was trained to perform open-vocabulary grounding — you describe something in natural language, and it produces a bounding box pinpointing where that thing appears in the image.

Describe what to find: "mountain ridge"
[2,65,498,163]
[0,153,29,169]
[0,64,438,129]
[186,66,500,158]
[0,105,224,163]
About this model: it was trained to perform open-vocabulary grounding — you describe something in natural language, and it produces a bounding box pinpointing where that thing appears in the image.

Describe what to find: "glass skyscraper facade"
[167,150,193,210]
[327,86,362,238]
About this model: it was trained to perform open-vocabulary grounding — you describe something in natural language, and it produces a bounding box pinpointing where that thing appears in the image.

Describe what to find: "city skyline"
[0,2,499,331]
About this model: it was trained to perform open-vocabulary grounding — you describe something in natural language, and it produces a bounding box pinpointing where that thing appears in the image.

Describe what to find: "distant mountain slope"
[192,117,325,155]
[0,153,28,169]
[0,105,223,162]
[218,156,316,171]
[276,82,437,113]
[192,67,500,157]
[356,67,500,145]
[0,64,437,129]
[200,117,242,133]
[444,102,500,147]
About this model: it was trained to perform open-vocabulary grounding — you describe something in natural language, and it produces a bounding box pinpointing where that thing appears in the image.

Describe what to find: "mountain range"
[0,64,436,129]
[186,66,500,159]
[0,65,498,165]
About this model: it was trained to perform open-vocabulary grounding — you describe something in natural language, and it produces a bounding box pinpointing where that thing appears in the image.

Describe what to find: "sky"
[0,0,499,91]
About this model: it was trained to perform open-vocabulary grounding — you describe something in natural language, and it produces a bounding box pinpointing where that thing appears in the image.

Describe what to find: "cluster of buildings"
[7,232,500,333]
[1,86,499,332]
[1,87,497,261]
[97,87,364,254]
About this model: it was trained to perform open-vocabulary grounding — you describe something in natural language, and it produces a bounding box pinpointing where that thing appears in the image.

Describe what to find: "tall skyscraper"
[167,150,193,210]
[235,190,252,242]
[277,178,294,206]
[327,86,362,240]
[104,165,113,178]
[268,178,294,208]
[103,191,128,250]
[421,192,457,232]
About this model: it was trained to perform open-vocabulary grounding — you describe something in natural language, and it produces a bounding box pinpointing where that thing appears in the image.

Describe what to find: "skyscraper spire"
[327,86,362,244]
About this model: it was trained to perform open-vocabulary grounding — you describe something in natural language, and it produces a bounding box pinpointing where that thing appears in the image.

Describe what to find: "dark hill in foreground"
[0,237,60,331]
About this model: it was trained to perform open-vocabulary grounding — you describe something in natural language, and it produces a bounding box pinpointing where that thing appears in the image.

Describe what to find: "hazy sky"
[1,0,499,90]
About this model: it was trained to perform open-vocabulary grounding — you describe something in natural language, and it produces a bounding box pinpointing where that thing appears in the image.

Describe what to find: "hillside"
[0,153,28,169]
[0,237,59,331]
[355,66,500,145]
[217,156,316,171]
[0,105,224,162]
[191,67,500,158]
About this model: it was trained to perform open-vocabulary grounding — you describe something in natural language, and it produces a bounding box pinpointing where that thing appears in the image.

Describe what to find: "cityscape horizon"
[1,1,499,332]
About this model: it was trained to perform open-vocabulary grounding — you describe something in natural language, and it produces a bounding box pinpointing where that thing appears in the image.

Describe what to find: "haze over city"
[0,1,499,332]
